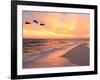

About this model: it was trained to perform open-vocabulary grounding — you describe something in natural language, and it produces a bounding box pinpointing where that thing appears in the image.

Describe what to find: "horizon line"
[23,38,90,40]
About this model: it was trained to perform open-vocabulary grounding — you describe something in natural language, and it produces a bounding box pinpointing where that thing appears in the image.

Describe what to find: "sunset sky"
[23,11,90,39]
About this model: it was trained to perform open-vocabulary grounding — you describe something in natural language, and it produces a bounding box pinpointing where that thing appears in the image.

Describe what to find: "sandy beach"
[23,42,89,68]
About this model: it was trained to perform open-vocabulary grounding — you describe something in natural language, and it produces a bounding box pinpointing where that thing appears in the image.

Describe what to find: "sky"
[23,11,90,39]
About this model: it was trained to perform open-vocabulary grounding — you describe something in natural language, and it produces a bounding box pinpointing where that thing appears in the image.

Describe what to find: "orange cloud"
[23,12,90,39]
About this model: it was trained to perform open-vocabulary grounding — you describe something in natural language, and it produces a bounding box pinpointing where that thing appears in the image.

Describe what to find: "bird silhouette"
[40,23,45,26]
[33,20,38,24]
[25,21,31,24]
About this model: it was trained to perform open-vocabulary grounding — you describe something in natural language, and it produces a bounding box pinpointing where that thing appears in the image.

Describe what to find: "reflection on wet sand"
[23,57,76,68]
[23,39,89,68]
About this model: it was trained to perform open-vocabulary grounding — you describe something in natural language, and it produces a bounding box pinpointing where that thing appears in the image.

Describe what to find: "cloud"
[23,11,90,39]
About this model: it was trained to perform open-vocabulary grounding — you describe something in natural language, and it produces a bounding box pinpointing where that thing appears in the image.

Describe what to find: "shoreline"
[23,42,87,62]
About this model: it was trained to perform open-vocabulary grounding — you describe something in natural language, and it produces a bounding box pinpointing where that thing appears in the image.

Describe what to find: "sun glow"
[23,11,90,39]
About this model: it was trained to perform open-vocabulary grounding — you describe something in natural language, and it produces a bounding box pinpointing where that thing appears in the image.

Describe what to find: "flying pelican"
[25,21,31,24]
[40,23,45,26]
[33,20,38,24]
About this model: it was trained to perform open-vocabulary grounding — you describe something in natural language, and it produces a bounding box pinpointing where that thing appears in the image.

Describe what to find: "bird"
[25,21,31,24]
[33,20,38,24]
[40,23,45,26]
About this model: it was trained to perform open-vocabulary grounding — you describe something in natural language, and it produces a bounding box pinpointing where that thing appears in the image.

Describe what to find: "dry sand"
[61,43,89,66]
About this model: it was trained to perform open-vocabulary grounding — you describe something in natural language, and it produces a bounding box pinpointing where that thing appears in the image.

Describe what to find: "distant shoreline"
[23,38,89,40]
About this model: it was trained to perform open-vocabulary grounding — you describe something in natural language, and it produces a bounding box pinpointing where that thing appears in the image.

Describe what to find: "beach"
[23,39,89,68]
